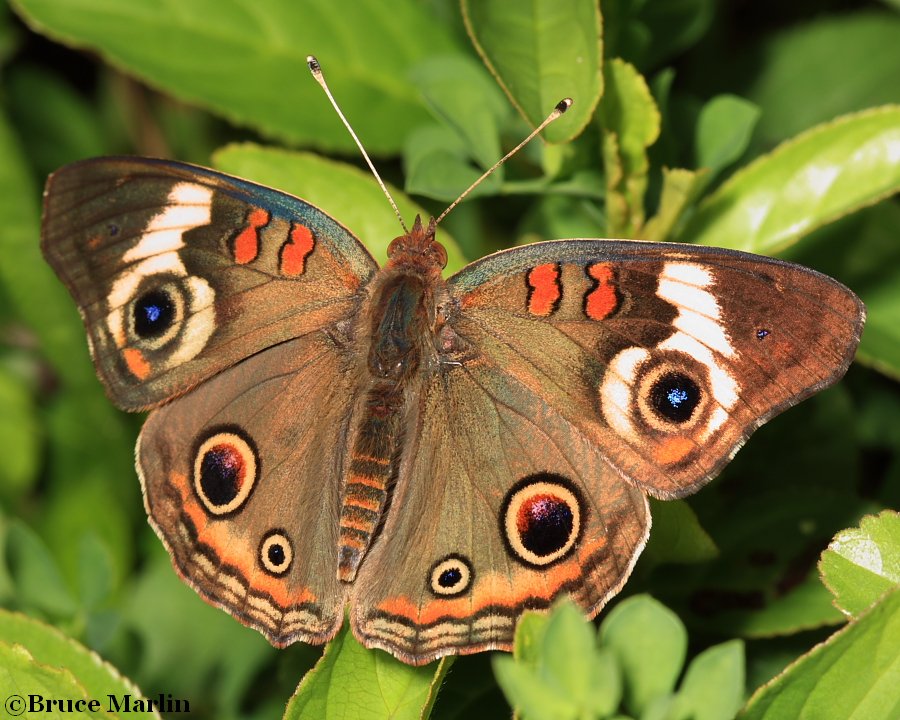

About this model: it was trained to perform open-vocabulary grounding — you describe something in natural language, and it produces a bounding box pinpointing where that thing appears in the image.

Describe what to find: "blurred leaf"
[643,499,719,567]
[124,547,273,715]
[599,595,686,717]
[820,511,900,617]
[695,94,760,179]
[5,521,77,619]
[404,124,501,203]
[748,12,900,147]
[634,0,715,69]
[739,589,900,719]
[461,0,602,143]
[214,142,467,271]
[11,0,460,153]
[679,106,900,253]
[285,621,447,720]
[493,654,576,720]
[0,609,159,718]
[671,640,745,720]
[409,55,509,171]
[7,63,109,179]
[0,365,40,502]
[642,167,709,241]
[78,533,114,612]
[599,58,660,236]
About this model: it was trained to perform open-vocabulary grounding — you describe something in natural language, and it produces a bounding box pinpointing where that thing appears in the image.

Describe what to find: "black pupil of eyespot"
[650,372,700,423]
[199,446,242,506]
[439,567,461,587]
[521,497,573,555]
[268,543,285,565]
[133,289,175,338]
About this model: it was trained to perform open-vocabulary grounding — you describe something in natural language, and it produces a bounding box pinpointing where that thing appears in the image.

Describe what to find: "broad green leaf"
[671,640,745,720]
[493,655,578,720]
[695,94,760,178]
[10,0,460,153]
[213,143,466,271]
[0,643,110,719]
[747,12,900,148]
[284,621,446,720]
[0,365,40,501]
[643,499,719,567]
[642,167,709,242]
[541,602,596,703]
[599,595,686,716]
[679,106,900,253]
[404,124,501,203]
[409,55,509,171]
[739,589,900,720]
[5,521,77,618]
[820,511,900,617]
[512,610,551,668]
[462,0,602,143]
[599,58,661,237]
[0,610,159,718]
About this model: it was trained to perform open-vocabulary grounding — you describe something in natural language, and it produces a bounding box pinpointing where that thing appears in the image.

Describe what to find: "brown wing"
[42,157,377,411]
[137,333,353,646]
[446,239,865,498]
[349,362,650,665]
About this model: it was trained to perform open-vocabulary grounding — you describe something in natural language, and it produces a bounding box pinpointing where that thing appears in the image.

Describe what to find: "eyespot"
[428,554,474,597]
[501,474,584,568]
[126,279,186,350]
[192,427,259,516]
[649,371,701,424]
[259,530,293,576]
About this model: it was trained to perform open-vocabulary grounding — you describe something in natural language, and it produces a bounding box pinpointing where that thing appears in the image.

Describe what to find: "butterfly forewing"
[41,157,377,411]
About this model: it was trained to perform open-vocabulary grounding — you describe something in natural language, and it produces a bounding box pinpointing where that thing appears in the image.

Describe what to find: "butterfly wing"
[447,239,865,498]
[137,332,353,646]
[349,364,650,665]
[41,157,377,411]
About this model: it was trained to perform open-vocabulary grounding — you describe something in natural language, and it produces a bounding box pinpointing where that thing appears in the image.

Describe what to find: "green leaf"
[0,365,40,501]
[642,167,709,242]
[679,106,900,253]
[284,621,447,720]
[541,602,596,703]
[747,12,900,148]
[671,640,745,720]
[5,521,78,618]
[512,610,551,667]
[10,0,460,153]
[599,595,686,716]
[0,609,160,718]
[493,655,577,720]
[409,55,509,171]
[462,0,603,143]
[599,58,661,236]
[213,143,467,271]
[739,588,900,720]
[820,511,900,617]
[643,499,719,567]
[695,94,760,178]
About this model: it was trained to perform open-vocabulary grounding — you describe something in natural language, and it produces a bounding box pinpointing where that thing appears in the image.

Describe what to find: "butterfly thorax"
[337,216,450,581]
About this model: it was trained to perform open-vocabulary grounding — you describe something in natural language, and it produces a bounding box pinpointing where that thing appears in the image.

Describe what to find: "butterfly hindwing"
[41,157,377,411]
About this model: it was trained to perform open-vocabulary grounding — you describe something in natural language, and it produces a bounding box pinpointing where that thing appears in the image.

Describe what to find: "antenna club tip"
[556,98,573,113]
[307,55,320,73]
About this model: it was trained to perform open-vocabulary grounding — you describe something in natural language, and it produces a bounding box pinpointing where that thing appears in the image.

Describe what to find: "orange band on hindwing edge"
[526,263,562,316]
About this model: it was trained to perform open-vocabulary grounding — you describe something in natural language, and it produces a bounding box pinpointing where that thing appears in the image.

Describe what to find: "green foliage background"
[0,0,899,718]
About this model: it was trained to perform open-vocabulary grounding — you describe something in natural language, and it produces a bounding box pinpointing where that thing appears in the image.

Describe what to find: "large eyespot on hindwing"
[104,182,217,380]
[428,554,474,597]
[259,529,293,576]
[501,474,585,568]
[192,426,259,516]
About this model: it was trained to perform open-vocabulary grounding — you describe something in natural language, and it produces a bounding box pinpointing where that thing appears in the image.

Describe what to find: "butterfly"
[41,155,865,666]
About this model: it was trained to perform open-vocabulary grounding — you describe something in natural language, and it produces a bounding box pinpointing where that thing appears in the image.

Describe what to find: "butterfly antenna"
[307,55,409,234]
[434,98,573,226]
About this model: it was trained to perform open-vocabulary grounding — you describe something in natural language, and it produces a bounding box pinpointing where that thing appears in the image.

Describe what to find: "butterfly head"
[386,215,447,273]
